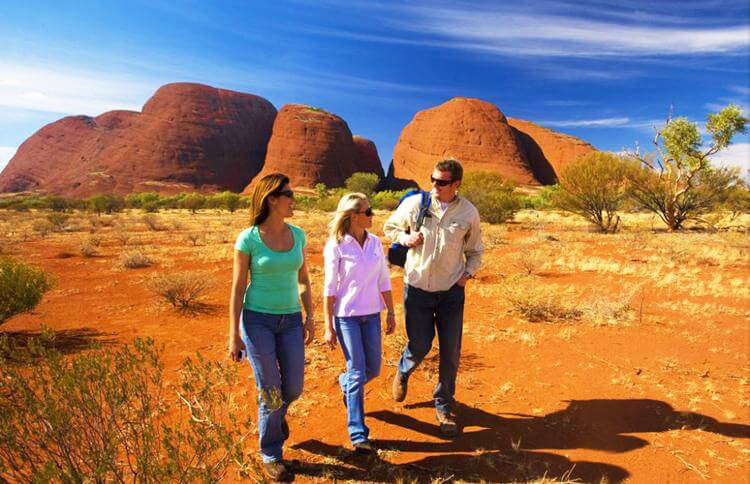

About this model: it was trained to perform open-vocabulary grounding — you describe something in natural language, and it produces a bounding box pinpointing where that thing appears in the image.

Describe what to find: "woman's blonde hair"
[248,173,290,226]
[329,192,368,243]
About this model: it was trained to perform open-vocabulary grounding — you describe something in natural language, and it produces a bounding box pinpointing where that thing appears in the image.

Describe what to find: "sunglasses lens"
[431,177,452,186]
[366,208,373,216]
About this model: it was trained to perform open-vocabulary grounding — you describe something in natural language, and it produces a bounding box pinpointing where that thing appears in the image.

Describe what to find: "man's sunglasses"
[274,189,295,199]
[430,176,454,187]
[356,207,374,216]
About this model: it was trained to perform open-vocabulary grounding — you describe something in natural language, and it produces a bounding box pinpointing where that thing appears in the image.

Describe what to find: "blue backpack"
[387,190,431,267]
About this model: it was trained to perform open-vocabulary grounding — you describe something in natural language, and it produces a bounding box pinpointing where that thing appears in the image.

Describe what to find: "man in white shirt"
[383,159,483,437]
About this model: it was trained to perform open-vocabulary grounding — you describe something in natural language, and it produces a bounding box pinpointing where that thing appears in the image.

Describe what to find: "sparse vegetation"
[0,257,54,326]
[148,271,212,309]
[345,172,380,197]
[461,171,524,224]
[627,104,748,230]
[119,249,154,269]
[0,335,258,482]
[552,152,634,233]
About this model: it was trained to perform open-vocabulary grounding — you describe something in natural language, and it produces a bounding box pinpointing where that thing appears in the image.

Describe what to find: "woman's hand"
[324,327,337,349]
[303,315,315,345]
[228,335,246,362]
[385,311,396,335]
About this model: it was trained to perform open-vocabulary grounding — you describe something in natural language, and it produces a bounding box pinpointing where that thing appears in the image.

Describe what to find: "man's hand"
[385,311,396,334]
[456,272,471,287]
[404,232,424,248]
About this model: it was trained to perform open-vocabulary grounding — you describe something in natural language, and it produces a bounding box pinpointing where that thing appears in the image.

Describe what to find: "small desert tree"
[627,105,747,230]
[345,172,380,197]
[552,152,634,233]
[460,172,523,224]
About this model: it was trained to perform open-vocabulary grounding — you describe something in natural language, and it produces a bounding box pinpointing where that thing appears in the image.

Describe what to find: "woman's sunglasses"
[356,207,374,216]
[430,176,454,187]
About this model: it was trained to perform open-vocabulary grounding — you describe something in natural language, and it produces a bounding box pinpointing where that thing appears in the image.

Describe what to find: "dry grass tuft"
[147,271,212,309]
[119,250,154,269]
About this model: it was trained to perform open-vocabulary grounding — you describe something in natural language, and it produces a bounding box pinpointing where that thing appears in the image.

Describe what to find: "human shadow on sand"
[358,398,749,481]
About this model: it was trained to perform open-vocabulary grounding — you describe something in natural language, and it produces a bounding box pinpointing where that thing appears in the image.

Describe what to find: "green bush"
[0,257,54,325]
[180,193,206,213]
[87,194,125,216]
[552,152,635,233]
[345,172,380,197]
[0,335,259,482]
[460,172,523,224]
[371,190,410,210]
[46,213,69,231]
[521,185,559,210]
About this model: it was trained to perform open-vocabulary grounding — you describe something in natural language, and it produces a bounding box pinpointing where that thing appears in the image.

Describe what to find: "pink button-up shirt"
[323,232,392,317]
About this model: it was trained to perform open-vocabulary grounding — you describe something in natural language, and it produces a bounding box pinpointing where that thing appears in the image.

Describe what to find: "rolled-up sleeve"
[464,210,484,276]
[323,240,339,297]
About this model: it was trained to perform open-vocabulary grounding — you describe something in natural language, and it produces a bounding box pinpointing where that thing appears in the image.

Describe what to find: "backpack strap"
[415,191,431,231]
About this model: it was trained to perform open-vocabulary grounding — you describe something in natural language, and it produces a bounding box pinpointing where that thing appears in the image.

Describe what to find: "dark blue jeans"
[334,313,382,445]
[240,310,305,463]
[397,284,465,414]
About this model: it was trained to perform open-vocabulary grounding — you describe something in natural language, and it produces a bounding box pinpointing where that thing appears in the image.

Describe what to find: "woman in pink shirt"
[323,193,395,453]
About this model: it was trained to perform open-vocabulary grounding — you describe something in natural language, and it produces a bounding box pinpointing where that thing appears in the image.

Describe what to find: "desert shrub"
[371,189,410,210]
[79,241,97,257]
[209,192,242,212]
[521,185,559,210]
[148,271,212,309]
[0,257,54,325]
[345,172,380,197]
[87,194,125,216]
[32,220,52,237]
[0,335,258,482]
[502,279,582,323]
[552,152,634,233]
[513,248,546,275]
[181,193,207,213]
[186,232,203,246]
[119,249,153,269]
[460,172,523,224]
[143,214,166,231]
[46,213,69,231]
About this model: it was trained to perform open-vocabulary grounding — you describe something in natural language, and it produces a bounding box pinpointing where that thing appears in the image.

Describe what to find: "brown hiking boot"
[262,461,290,481]
[436,409,460,438]
[391,372,408,402]
[354,440,375,455]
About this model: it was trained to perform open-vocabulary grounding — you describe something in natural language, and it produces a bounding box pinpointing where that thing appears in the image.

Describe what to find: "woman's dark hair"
[249,173,290,226]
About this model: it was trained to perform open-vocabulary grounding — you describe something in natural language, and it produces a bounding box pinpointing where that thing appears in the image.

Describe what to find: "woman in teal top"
[228,173,315,481]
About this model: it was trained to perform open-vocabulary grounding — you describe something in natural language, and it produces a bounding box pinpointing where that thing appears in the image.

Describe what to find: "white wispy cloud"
[399,5,750,58]
[312,3,749,59]
[541,117,631,127]
[0,146,17,173]
[0,62,157,116]
[709,142,749,172]
[730,85,750,96]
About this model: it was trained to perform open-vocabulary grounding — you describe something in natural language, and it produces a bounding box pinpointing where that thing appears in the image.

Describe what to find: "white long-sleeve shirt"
[323,232,392,317]
[383,193,483,292]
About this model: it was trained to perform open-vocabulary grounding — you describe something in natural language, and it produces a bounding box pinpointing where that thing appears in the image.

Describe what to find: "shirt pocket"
[444,220,470,247]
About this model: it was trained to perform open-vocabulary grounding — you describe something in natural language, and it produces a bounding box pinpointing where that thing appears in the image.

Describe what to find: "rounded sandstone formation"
[245,105,383,192]
[0,82,277,196]
[391,98,537,189]
[508,118,596,184]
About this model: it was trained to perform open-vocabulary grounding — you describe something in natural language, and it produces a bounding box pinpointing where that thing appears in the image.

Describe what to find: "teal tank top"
[234,224,306,314]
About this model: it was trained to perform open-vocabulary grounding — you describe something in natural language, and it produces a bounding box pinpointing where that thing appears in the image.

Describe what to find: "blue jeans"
[397,284,465,414]
[240,309,305,463]
[334,313,382,445]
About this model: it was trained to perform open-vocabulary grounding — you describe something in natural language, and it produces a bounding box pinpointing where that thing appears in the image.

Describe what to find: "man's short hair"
[435,158,463,181]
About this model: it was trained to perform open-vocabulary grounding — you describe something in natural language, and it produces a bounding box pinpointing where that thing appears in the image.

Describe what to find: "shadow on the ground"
[0,327,118,362]
[332,398,748,481]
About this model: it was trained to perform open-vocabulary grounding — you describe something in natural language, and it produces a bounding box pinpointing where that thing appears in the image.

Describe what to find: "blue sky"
[1,0,748,175]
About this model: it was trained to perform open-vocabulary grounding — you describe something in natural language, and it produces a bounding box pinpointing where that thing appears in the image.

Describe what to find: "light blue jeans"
[334,313,382,445]
[240,309,305,463]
